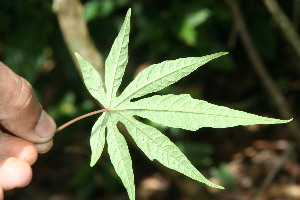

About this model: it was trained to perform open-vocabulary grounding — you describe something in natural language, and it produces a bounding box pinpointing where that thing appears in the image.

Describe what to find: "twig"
[252,143,294,200]
[228,22,239,49]
[224,0,300,145]
[53,0,104,79]
[263,0,300,59]
[56,108,109,133]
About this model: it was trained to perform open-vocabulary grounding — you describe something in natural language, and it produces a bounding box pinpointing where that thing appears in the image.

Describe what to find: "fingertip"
[0,133,38,165]
[35,139,53,154]
[0,157,32,190]
[18,144,38,165]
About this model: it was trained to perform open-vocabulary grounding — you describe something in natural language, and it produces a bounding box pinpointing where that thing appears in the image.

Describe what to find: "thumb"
[0,62,56,144]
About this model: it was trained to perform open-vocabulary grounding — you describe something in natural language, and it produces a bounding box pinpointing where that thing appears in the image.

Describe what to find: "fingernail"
[35,110,56,139]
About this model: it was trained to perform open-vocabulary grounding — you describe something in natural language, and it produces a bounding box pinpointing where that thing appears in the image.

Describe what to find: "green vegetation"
[1,1,297,199]
[73,9,290,200]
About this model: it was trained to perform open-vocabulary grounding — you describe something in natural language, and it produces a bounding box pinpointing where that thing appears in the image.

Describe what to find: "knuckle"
[11,78,36,112]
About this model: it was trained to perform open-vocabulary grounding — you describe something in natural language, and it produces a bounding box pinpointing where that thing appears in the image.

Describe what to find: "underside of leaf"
[114,52,228,107]
[75,53,106,106]
[117,113,223,189]
[106,116,135,200]
[90,113,108,166]
[115,94,291,130]
[74,7,292,200]
[105,9,131,107]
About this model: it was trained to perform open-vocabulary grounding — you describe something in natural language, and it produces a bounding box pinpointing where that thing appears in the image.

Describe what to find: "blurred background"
[1,0,300,199]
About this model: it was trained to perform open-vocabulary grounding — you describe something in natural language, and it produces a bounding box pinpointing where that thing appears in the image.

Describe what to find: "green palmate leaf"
[105,9,131,107]
[73,8,291,200]
[117,113,223,189]
[75,53,106,106]
[114,52,227,107]
[90,113,108,166]
[115,94,291,130]
[106,116,135,200]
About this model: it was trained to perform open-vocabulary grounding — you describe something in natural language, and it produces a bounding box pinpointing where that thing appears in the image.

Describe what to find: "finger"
[0,187,3,200]
[35,139,53,154]
[0,62,56,144]
[0,132,38,165]
[0,156,32,190]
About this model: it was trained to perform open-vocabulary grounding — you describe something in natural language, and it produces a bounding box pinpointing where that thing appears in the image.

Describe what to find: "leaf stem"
[56,108,110,133]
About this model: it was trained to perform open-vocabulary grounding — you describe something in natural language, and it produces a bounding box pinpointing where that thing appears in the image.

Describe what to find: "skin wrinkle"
[0,62,55,142]
[0,131,38,165]
[15,78,34,114]
[0,62,56,195]
[0,63,32,109]
[0,64,50,144]
[14,79,40,132]
[0,65,36,120]
[0,64,16,115]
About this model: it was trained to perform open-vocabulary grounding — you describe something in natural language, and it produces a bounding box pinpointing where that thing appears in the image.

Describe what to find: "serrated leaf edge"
[105,9,131,107]
[117,113,224,189]
[114,52,228,107]
[106,115,135,200]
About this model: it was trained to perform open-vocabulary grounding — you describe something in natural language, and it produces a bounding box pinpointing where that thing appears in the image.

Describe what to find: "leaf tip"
[268,117,293,124]
[205,52,229,61]
[214,52,229,58]
[74,52,80,58]
[208,182,225,189]
[90,159,97,167]
[74,52,83,63]
[220,52,229,56]
[126,8,131,18]
[285,118,293,123]
[216,185,225,189]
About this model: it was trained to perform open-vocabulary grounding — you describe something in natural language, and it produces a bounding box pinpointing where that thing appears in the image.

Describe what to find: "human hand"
[0,62,56,199]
